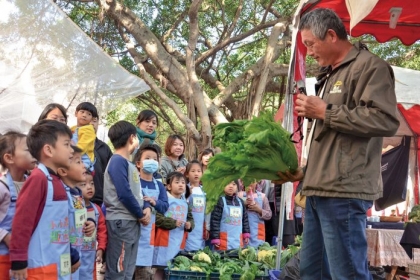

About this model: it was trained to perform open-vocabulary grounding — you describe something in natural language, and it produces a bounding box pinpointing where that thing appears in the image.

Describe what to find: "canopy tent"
[0,0,150,134]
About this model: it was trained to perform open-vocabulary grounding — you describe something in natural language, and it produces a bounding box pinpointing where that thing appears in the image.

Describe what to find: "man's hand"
[272,167,305,185]
[10,268,27,280]
[83,221,95,237]
[295,93,327,120]
[2,233,10,247]
[244,237,249,245]
[184,221,191,230]
[139,208,152,226]
[71,260,80,273]
[96,249,104,263]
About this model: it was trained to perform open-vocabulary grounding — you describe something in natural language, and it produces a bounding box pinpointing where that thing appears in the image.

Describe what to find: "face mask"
[142,159,159,174]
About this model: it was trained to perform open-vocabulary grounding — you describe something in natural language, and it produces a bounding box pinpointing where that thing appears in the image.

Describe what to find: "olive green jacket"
[302,42,399,200]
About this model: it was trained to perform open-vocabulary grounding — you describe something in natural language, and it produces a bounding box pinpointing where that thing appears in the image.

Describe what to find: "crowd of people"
[0,7,401,280]
[0,102,298,280]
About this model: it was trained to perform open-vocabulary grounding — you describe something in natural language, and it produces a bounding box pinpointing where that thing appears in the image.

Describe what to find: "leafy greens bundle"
[202,114,298,214]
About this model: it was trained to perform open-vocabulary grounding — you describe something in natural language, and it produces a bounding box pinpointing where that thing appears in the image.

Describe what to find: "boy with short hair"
[58,145,96,280]
[78,170,107,279]
[9,120,75,279]
[71,102,98,174]
[104,120,152,280]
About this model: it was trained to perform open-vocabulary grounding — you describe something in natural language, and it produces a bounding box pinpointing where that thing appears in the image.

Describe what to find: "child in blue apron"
[238,182,272,248]
[58,145,96,279]
[133,145,169,280]
[210,180,251,251]
[78,170,107,279]
[10,120,75,279]
[184,160,209,251]
[153,172,195,280]
[0,132,36,279]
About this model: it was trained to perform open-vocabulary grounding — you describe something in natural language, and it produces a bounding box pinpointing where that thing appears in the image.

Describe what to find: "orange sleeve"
[95,204,107,252]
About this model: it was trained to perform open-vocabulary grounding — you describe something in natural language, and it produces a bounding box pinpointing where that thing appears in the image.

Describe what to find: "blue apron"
[185,186,206,251]
[80,203,100,280]
[0,173,17,255]
[153,196,188,266]
[27,164,71,279]
[244,191,265,248]
[219,196,243,250]
[136,178,160,266]
[68,187,87,280]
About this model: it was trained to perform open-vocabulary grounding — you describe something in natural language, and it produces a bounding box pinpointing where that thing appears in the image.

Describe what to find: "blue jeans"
[300,196,373,280]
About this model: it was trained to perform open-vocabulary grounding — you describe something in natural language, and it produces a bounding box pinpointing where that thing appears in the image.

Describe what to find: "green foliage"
[202,113,298,213]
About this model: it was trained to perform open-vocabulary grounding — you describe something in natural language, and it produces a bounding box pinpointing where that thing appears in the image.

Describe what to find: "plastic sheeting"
[0,0,150,133]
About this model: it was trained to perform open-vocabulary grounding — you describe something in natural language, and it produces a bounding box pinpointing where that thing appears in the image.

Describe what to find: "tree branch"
[251,22,286,116]
[186,0,211,147]
[195,18,285,65]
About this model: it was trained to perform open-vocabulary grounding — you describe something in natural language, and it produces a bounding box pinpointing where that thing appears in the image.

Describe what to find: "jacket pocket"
[338,134,368,180]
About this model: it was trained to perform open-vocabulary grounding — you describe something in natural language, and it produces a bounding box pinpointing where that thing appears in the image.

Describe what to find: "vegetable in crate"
[202,114,298,213]
[240,247,257,262]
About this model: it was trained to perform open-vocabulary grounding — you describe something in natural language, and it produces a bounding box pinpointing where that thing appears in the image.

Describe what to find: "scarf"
[136,127,156,144]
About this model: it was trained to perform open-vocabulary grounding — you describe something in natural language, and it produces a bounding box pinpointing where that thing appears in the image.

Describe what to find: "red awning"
[301,0,420,45]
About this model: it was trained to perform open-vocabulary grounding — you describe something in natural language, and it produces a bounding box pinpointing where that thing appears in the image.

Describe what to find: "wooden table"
[366,228,420,279]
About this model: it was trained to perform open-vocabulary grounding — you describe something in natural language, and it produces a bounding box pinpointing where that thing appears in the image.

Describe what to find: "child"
[210,181,250,250]
[153,172,194,280]
[133,145,169,280]
[58,145,96,280]
[184,160,209,251]
[9,120,74,279]
[103,120,151,280]
[0,131,36,278]
[71,102,98,174]
[238,182,272,248]
[160,135,188,181]
[78,171,107,280]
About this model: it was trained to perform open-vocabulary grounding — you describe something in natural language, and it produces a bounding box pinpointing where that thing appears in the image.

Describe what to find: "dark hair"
[164,135,185,158]
[27,120,72,161]
[166,171,190,198]
[199,148,214,162]
[136,109,159,127]
[0,131,27,167]
[71,145,82,155]
[76,102,98,118]
[108,121,137,149]
[38,103,68,123]
[185,160,202,175]
[133,144,160,163]
[299,8,348,40]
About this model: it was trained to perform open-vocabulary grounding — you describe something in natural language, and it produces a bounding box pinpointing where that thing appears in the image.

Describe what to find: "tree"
[56,0,302,157]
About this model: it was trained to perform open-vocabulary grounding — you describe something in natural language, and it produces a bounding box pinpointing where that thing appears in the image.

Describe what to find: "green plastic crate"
[165,269,207,280]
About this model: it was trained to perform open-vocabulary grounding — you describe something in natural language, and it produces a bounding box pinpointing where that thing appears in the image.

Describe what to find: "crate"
[208,272,270,279]
[164,269,207,280]
[409,263,420,276]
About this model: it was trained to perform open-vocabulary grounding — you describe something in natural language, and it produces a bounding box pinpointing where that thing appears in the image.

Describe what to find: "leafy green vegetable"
[240,270,256,280]
[240,247,257,262]
[202,113,298,213]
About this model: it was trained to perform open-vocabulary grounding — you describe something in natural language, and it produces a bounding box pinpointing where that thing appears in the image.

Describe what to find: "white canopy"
[0,0,150,133]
